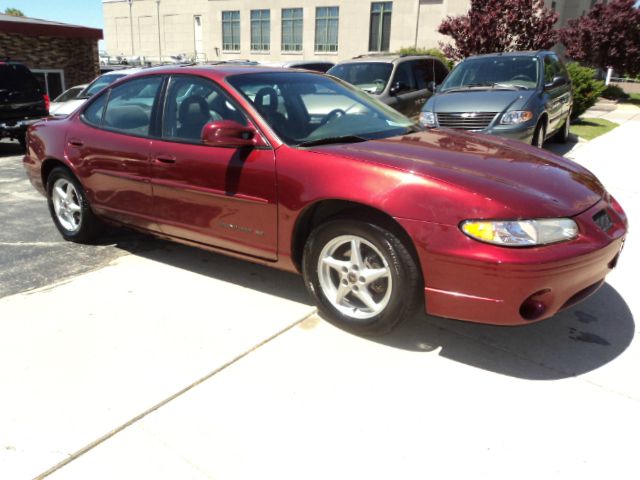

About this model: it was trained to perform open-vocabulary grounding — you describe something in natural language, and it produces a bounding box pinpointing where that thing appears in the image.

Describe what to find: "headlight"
[419,111,436,128]
[501,110,534,125]
[460,219,578,246]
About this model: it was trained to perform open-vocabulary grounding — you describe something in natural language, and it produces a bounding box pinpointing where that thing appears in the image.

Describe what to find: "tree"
[438,0,559,61]
[3,7,24,16]
[560,0,640,76]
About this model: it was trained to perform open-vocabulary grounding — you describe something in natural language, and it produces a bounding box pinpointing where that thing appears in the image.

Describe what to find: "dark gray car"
[419,51,572,147]
[328,55,449,118]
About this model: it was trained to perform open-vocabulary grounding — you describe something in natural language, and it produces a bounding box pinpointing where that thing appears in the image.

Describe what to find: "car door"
[149,74,278,260]
[543,55,570,133]
[67,75,163,230]
[386,62,423,117]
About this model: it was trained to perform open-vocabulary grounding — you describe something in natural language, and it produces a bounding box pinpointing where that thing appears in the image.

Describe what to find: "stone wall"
[0,32,99,89]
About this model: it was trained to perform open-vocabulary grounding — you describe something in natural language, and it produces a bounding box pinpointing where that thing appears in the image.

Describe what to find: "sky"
[0,0,105,47]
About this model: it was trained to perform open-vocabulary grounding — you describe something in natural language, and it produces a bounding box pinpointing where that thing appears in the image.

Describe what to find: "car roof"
[335,54,443,65]
[464,50,554,60]
[122,65,317,81]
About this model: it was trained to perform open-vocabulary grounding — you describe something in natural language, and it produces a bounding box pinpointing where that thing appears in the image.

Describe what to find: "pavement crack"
[32,310,317,480]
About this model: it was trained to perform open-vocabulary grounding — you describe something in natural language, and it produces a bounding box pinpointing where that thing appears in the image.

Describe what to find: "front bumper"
[396,198,627,325]
[484,122,536,144]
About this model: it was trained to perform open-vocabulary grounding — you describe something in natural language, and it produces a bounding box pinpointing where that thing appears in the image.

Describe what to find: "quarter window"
[102,76,162,137]
[315,7,339,53]
[369,2,392,52]
[250,10,270,51]
[282,8,303,52]
[162,76,247,144]
[222,11,240,52]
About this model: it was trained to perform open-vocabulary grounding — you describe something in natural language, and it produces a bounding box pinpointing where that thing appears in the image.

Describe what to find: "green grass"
[570,118,619,141]
[625,92,640,106]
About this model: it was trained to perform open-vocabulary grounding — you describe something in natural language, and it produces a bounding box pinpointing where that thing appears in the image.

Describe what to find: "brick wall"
[0,32,99,88]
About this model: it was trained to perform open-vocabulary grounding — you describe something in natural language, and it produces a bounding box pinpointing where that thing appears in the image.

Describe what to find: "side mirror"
[201,120,258,148]
[427,81,437,93]
[390,81,409,95]
[545,76,567,90]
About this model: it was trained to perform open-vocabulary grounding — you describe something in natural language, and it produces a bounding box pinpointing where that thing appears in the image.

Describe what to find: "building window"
[315,6,339,52]
[369,2,392,52]
[551,1,557,11]
[222,11,240,52]
[282,8,303,52]
[251,10,270,51]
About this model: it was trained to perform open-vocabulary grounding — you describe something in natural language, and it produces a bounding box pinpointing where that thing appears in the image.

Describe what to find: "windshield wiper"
[296,135,368,148]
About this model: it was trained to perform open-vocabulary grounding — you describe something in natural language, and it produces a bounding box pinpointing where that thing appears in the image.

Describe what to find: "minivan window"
[440,56,540,91]
[327,62,393,94]
[102,76,162,137]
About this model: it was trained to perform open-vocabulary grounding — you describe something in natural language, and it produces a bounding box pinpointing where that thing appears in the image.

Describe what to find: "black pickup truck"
[0,61,49,149]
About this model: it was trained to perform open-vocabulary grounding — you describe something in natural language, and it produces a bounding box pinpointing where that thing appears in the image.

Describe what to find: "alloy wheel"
[317,234,393,320]
[51,178,82,233]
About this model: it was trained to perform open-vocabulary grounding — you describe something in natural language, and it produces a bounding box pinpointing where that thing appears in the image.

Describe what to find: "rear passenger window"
[102,77,162,137]
[82,94,107,127]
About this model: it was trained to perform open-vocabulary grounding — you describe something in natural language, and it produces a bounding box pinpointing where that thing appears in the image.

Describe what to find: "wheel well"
[41,158,70,188]
[291,200,423,280]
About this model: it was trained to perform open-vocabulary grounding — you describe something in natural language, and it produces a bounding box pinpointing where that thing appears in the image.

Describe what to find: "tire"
[532,120,546,148]
[553,115,570,144]
[302,218,422,336]
[46,167,102,243]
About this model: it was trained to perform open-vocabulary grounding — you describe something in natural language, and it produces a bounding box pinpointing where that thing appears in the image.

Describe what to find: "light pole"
[128,0,134,55]
[156,0,162,64]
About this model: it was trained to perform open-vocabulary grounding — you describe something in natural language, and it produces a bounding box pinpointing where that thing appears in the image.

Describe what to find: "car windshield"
[327,62,393,95]
[53,86,83,103]
[228,72,416,146]
[440,56,540,91]
[81,74,126,98]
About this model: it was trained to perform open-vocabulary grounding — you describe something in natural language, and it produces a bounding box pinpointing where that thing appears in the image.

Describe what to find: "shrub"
[566,63,606,119]
[602,84,630,101]
[396,47,455,70]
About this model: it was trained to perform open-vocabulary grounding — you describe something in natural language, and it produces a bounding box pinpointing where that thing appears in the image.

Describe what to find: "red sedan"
[23,66,627,335]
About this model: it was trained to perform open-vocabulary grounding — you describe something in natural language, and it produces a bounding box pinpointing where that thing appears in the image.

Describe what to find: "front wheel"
[303,219,422,336]
[553,116,570,143]
[47,167,102,242]
[532,121,546,148]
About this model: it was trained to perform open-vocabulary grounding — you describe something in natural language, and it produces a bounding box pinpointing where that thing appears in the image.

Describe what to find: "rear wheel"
[532,121,546,148]
[46,167,102,242]
[303,219,421,336]
[18,135,27,151]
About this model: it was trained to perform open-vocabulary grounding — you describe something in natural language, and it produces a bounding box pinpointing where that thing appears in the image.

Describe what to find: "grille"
[436,112,498,130]
[593,209,613,232]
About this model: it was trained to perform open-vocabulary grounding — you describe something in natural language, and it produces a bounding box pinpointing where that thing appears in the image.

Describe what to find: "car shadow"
[112,233,633,381]
[0,140,24,158]
[372,282,634,380]
[545,134,581,157]
[116,235,314,306]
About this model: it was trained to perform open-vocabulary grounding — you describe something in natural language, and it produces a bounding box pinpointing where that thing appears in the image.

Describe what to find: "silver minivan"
[327,55,449,118]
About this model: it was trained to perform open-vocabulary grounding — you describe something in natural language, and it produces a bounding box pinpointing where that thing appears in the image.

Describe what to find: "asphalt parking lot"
[1,115,639,480]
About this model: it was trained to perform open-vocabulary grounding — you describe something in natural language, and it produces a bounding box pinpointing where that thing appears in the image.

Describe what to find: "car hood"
[310,129,604,220]
[425,89,534,113]
[49,98,86,116]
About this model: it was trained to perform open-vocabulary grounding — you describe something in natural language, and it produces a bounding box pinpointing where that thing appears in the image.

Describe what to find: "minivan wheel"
[303,219,421,336]
[532,121,546,148]
[47,167,102,243]
[553,116,570,144]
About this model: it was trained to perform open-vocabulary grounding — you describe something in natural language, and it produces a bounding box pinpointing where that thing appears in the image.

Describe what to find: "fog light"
[520,289,551,321]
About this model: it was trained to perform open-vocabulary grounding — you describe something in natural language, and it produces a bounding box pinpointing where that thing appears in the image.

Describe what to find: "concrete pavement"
[1,107,639,480]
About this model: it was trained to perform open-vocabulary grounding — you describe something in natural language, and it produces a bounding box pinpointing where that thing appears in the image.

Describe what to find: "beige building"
[103,0,601,64]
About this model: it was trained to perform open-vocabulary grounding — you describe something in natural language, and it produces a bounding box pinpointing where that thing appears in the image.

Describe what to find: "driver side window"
[162,75,247,144]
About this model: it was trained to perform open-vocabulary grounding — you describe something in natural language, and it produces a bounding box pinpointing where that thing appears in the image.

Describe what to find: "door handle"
[154,155,177,164]
[68,139,84,147]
